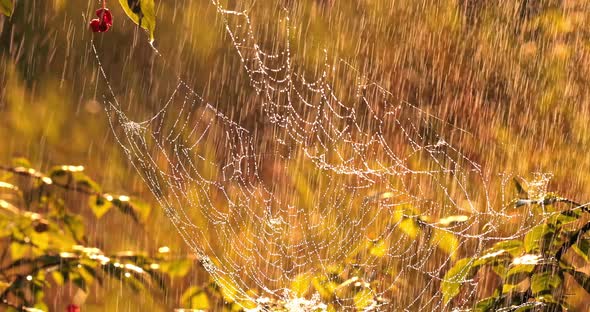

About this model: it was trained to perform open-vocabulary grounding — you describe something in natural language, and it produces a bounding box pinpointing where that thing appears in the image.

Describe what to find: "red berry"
[89,8,113,33]
[67,304,81,312]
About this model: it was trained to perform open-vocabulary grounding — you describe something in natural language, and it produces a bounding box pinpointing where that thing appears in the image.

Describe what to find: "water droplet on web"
[201,256,217,273]
[122,121,144,136]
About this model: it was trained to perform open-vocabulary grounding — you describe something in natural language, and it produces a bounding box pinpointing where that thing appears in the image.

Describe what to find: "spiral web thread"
[96,2,556,311]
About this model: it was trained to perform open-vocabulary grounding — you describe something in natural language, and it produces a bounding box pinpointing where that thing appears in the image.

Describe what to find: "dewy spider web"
[96,1,552,310]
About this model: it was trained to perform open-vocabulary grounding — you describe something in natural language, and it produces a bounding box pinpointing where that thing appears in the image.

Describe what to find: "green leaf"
[110,197,150,223]
[502,283,521,294]
[33,304,48,311]
[160,259,192,277]
[524,224,555,253]
[181,286,210,310]
[49,166,101,192]
[72,172,101,193]
[63,214,86,243]
[571,239,590,262]
[567,269,590,294]
[76,264,97,286]
[47,225,78,250]
[11,157,30,168]
[473,250,510,268]
[89,195,113,219]
[512,304,535,311]
[491,240,525,257]
[72,274,88,292]
[441,257,474,304]
[536,294,558,304]
[118,0,157,43]
[130,198,151,221]
[505,263,535,285]
[554,208,582,224]
[474,297,497,312]
[100,263,144,292]
[530,271,561,295]
[473,240,524,269]
[491,263,508,279]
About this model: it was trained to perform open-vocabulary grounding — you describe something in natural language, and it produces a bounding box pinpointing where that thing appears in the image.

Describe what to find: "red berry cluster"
[67,304,81,312]
[90,0,112,33]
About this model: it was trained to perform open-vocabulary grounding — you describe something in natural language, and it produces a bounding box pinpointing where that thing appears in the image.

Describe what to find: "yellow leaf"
[369,239,388,257]
[51,271,65,286]
[353,289,374,310]
[181,286,210,310]
[10,242,28,259]
[312,276,338,300]
[0,0,13,17]
[88,195,113,219]
[160,259,192,277]
[118,0,157,43]
[215,277,239,303]
[291,274,312,297]
[441,258,473,304]
[438,215,469,227]
[0,280,9,293]
[398,218,419,239]
[431,229,459,260]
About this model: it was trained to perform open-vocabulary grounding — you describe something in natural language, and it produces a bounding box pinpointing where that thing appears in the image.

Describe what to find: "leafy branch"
[443,189,590,311]
[0,164,149,224]
[0,160,194,310]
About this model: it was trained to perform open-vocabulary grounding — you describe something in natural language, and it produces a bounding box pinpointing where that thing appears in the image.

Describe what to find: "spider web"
[95,1,550,310]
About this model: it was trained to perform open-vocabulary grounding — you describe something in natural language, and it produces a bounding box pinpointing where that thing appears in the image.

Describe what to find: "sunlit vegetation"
[443,180,590,311]
[0,159,192,310]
